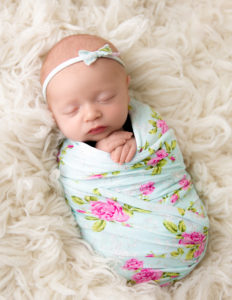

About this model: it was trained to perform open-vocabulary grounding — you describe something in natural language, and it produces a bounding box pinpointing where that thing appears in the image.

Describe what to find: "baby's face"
[46,59,130,142]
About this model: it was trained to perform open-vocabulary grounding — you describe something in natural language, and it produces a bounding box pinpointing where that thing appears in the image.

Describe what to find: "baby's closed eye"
[97,93,116,104]
[62,106,79,115]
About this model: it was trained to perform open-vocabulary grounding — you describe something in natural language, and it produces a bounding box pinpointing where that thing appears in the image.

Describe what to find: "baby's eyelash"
[63,107,79,115]
[98,95,115,103]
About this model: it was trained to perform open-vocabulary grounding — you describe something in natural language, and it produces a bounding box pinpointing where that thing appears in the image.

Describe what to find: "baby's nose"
[84,103,101,121]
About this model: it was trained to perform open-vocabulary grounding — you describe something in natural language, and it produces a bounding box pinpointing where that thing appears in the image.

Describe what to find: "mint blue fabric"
[58,99,209,286]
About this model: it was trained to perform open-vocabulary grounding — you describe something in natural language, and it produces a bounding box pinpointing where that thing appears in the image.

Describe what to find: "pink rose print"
[67,144,74,148]
[123,258,143,271]
[156,149,169,159]
[132,268,163,283]
[157,120,169,134]
[147,149,168,166]
[194,242,205,258]
[179,232,205,245]
[125,223,132,228]
[147,157,162,166]
[140,182,155,195]
[179,232,206,258]
[90,199,129,222]
[89,174,104,179]
[170,193,179,204]
[76,209,86,213]
[145,253,155,257]
[179,175,191,190]
[170,156,176,161]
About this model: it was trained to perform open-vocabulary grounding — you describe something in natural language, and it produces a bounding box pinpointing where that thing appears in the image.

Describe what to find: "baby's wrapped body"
[58,99,209,286]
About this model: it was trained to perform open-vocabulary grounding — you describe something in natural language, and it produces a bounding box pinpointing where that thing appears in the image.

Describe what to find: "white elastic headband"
[42,44,125,100]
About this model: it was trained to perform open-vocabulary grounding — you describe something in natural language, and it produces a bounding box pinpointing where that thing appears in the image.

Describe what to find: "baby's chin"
[66,127,121,142]
[84,129,115,142]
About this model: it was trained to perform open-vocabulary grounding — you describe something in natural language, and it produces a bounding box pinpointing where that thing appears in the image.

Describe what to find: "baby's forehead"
[40,35,118,84]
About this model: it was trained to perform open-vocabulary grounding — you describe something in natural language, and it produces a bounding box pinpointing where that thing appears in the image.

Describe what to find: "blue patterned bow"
[78,44,119,66]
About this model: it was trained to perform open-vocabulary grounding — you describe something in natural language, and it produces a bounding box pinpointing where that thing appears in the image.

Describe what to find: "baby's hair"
[40,34,119,85]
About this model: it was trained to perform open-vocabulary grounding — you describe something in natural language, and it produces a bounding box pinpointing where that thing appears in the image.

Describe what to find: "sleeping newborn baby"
[41,34,209,286]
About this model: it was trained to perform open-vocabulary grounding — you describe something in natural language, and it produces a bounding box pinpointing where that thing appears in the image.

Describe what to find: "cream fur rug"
[1,0,232,299]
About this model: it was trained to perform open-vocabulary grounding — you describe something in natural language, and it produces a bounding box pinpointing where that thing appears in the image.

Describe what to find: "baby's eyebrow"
[64,98,80,106]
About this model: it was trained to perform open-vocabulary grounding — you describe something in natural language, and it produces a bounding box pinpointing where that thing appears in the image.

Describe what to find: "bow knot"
[78,44,119,66]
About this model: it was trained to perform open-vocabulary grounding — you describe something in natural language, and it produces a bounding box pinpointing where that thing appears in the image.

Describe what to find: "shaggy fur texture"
[1,0,232,299]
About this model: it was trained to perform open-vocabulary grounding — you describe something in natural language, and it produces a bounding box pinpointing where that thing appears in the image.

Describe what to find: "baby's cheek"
[57,118,79,140]
[111,108,128,127]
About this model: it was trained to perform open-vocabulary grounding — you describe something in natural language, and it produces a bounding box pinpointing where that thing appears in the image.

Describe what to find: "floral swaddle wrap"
[58,98,209,286]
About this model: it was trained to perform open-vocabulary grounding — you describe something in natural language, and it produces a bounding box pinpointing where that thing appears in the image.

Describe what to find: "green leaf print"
[85,216,99,221]
[112,171,120,176]
[163,272,180,278]
[176,233,183,239]
[148,120,157,127]
[170,247,190,258]
[123,204,132,210]
[178,220,186,232]
[145,166,153,171]
[170,251,179,257]
[84,196,98,202]
[123,204,151,215]
[157,254,166,258]
[122,208,134,216]
[101,45,111,53]
[149,128,157,135]
[131,207,151,214]
[171,140,177,150]
[185,244,195,249]
[127,280,136,286]
[61,149,67,155]
[152,166,162,175]
[151,110,161,119]
[148,147,155,155]
[71,196,85,205]
[142,197,150,202]
[143,157,152,164]
[164,141,171,153]
[92,188,102,196]
[122,204,134,216]
[131,163,144,169]
[186,248,195,260]
[92,220,106,232]
[158,159,167,167]
[177,208,185,216]
[144,141,149,150]
[189,207,197,213]
[178,248,184,255]
[187,201,197,213]
[163,221,178,234]
[203,226,209,235]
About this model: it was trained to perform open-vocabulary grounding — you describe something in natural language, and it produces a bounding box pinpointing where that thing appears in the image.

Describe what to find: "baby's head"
[40,34,130,142]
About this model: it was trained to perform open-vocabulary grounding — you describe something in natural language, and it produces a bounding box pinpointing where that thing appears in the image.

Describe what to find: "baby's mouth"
[88,126,107,135]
